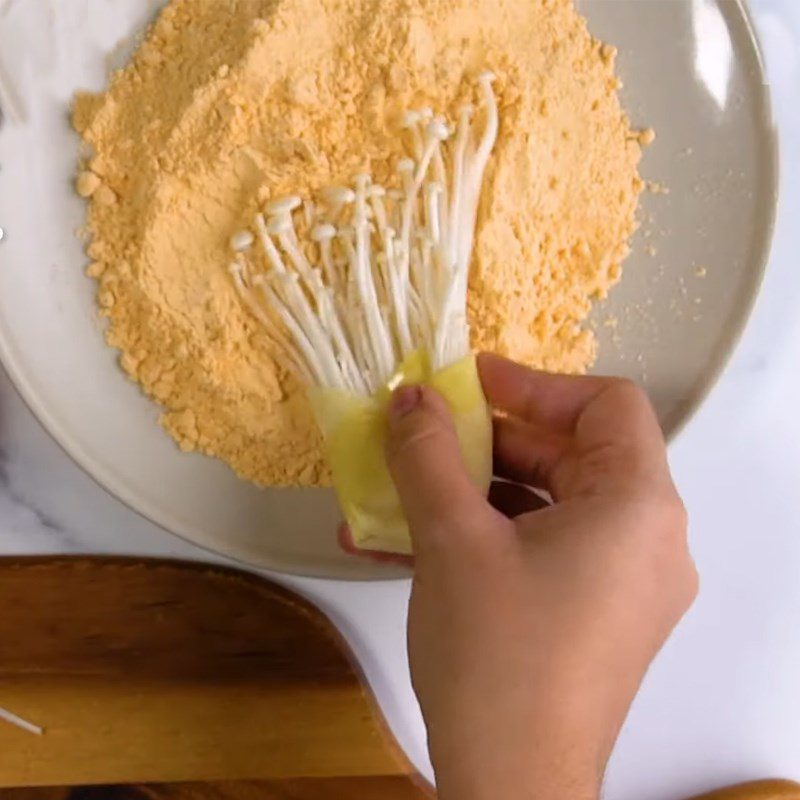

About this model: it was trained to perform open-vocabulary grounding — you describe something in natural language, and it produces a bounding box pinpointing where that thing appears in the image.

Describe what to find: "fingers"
[575,379,665,455]
[478,352,610,432]
[385,385,495,553]
[565,379,673,497]
[480,353,672,499]
[492,414,568,491]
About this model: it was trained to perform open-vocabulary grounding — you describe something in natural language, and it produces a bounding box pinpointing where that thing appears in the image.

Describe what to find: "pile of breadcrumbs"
[73,0,646,487]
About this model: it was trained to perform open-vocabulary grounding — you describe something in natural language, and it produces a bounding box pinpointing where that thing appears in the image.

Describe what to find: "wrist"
[431,729,604,800]
[435,761,600,800]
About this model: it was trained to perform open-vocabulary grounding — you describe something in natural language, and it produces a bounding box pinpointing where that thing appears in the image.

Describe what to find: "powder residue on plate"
[72,0,645,487]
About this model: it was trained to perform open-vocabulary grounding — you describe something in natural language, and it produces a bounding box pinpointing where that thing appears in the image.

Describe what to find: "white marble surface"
[1,1,799,797]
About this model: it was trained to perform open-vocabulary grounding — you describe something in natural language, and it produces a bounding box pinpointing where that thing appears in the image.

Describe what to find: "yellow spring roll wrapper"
[309,353,493,555]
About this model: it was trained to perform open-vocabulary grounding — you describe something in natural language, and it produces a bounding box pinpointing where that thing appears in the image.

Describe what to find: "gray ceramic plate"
[585,0,778,437]
[0,0,778,579]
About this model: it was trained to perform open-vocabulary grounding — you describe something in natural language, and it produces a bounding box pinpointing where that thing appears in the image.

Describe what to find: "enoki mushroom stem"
[229,74,498,395]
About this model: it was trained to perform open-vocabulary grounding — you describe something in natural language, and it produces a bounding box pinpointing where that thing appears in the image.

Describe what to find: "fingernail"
[389,385,422,421]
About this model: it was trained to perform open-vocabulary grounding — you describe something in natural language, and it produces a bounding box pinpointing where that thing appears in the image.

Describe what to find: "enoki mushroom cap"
[228,75,499,395]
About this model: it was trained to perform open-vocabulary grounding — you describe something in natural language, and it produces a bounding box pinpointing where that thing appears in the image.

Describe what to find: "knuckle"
[387,391,457,464]
[674,498,689,531]
[635,494,692,569]
[684,560,700,604]
[661,494,688,532]
[602,377,654,417]
[662,525,698,608]
[670,557,699,615]
[388,419,452,463]
[395,421,441,451]
[643,489,687,532]
[610,376,647,400]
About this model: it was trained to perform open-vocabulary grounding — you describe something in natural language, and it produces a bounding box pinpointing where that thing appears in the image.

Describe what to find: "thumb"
[385,384,488,551]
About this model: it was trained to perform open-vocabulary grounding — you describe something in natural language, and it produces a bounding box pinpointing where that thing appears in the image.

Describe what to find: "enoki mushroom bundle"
[229,73,499,554]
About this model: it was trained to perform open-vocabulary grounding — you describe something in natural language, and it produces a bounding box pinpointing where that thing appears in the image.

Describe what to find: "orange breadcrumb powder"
[73,0,644,487]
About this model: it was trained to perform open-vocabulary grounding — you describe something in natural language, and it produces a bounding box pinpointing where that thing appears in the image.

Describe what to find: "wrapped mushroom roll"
[229,73,499,554]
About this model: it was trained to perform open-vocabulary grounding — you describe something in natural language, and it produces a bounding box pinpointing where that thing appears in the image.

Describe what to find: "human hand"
[384,353,698,800]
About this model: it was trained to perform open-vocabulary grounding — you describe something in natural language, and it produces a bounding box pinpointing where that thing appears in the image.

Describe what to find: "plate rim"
[657,0,780,443]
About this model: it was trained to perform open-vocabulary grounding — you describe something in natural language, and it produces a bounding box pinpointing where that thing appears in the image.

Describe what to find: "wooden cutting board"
[0,558,796,800]
[0,557,430,798]
[2,780,799,800]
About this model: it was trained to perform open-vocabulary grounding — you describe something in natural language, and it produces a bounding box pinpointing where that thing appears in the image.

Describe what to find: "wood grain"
[684,781,800,800]
[0,558,427,795]
[0,558,795,800]
[2,776,798,800]
[0,777,431,799]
